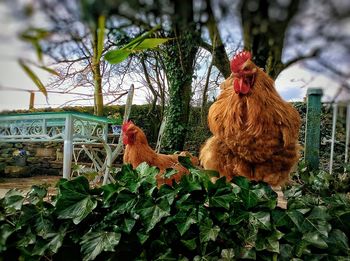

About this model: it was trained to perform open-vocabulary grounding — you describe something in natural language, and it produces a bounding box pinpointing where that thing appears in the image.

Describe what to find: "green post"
[305,88,323,170]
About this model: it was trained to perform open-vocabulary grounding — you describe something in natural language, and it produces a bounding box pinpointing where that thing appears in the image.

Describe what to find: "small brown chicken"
[200,51,301,186]
[122,121,198,186]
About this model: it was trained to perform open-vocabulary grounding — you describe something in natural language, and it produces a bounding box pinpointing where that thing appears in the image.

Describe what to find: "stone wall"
[0,142,63,177]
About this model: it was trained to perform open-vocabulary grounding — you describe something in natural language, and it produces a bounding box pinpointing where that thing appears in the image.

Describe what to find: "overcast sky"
[0,1,345,112]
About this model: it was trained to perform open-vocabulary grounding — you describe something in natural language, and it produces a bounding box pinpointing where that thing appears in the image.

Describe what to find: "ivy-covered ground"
[0,157,349,260]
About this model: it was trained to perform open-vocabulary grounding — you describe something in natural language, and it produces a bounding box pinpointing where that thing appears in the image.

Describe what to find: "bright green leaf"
[132,38,170,50]
[104,49,132,64]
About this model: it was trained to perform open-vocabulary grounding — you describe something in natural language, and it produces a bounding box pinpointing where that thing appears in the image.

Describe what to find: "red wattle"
[234,78,250,94]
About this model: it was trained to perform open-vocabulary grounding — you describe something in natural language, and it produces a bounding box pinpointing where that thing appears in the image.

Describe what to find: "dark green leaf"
[113,191,138,214]
[249,212,271,230]
[209,188,236,210]
[272,209,291,227]
[199,219,220,243]
[230,210,249,226]
[0,224,15,252]
[171,210,197,236]
[325,229,349,255]
[181,238,197,250]
[81,231,121,261]
[121,218,136,234]
[302,231,328,249]
[287,210,305,231]
[3,189,24,213]
[279,244,294,260]
[158,184,179,205]
[27,185,48,204]
[55,176,97,224]
[239,247,256,259]
[136,198,170,232]
[137,229,149,244]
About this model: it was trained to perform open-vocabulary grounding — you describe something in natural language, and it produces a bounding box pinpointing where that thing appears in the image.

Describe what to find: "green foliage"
[105,26,170,64]
[0,163,349,260]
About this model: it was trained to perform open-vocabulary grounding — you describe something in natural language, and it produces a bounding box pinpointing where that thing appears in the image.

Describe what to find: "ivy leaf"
[81,231,121,261]
[112,191,138,214]
[230,211,249,226]
[31,226,67,255]
[199,219,220,243]
[325,229,349,255]
[164,169,178,179]
[249,212,271,230]
[181,238,197,251]
[220,248,235,260]
[136,198,170,232]
[239,247,256,259]
[3,189,24,213]
[55,176,97,224]
[287,210,305,231]
[233,177,259,209]
[302,231,328,249]
[120,218,136,234]
[272,209,291,227]
[171,210,197,236]
[27,185,48,205]
[158,185,179,205]
[0,224,15,252]
[279,244,294,260]
[137,228,149,244]
[209,188,236,210]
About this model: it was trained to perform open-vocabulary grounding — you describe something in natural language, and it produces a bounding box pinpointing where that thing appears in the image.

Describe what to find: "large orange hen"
[199,51,301,186]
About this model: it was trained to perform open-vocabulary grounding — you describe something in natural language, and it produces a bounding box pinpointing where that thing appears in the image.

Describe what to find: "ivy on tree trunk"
[161,0,200,151]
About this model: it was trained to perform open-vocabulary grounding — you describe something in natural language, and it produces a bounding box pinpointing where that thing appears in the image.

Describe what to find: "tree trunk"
[205,0,231,78]
[161,0,200,151]
[92,29,104,116]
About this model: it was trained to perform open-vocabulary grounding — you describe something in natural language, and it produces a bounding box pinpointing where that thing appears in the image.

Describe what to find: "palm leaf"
[18,59,48,99]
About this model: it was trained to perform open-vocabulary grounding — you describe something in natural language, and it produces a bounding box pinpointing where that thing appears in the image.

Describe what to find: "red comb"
[122,120,133,132]
[230,51,252,73]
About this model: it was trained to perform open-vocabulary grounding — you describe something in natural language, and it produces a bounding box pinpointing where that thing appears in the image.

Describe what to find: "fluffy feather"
[200,51,301,186]
[122,122,198,186]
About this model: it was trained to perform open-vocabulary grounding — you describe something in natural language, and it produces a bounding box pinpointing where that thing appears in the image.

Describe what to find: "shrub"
[0,160,349,260]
